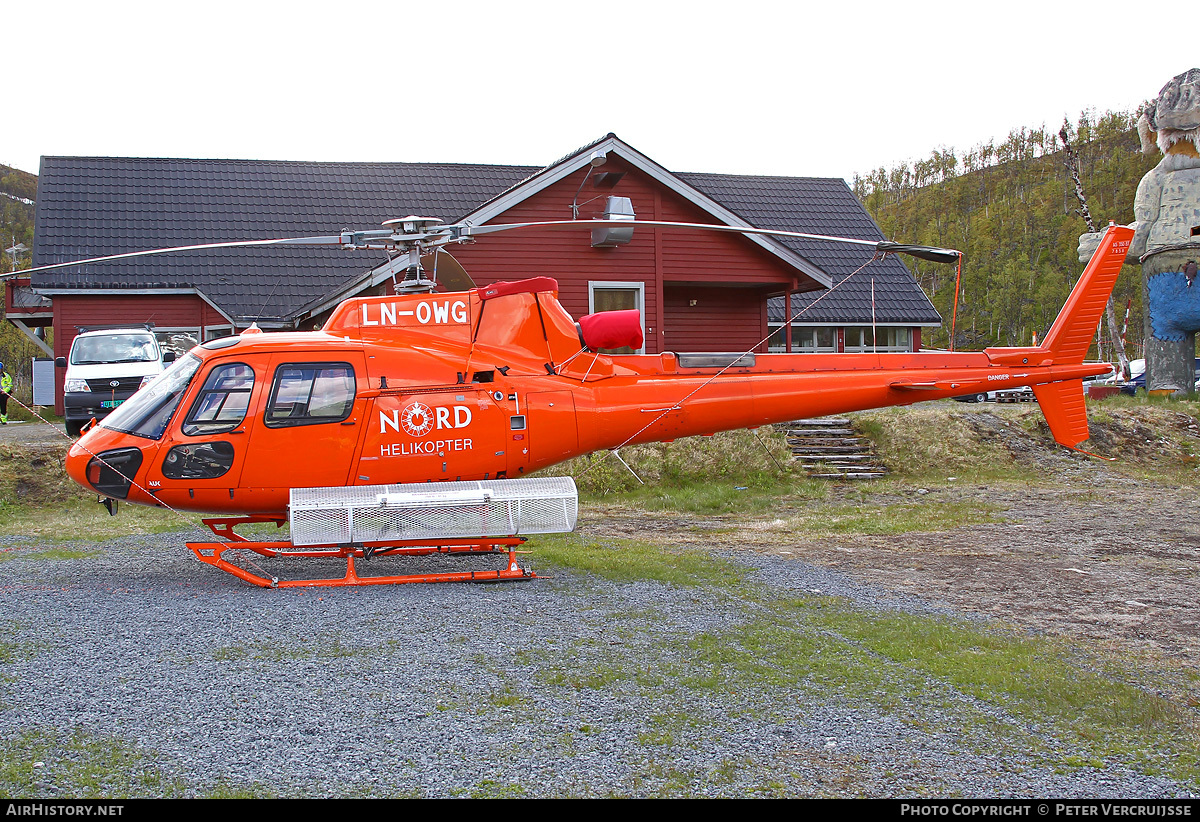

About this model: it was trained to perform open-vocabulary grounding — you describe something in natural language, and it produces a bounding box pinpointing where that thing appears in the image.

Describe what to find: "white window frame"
[843,326,912,353]
[587,281,646,354]
[767,324,839,354]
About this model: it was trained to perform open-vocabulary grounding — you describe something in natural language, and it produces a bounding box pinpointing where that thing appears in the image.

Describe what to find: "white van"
[56,325,177,436]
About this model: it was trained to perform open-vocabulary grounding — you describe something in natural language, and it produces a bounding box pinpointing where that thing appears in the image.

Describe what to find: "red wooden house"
[15,134,941,412]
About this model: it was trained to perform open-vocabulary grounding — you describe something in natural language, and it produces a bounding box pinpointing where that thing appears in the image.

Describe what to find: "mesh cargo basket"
[289,477,578,546]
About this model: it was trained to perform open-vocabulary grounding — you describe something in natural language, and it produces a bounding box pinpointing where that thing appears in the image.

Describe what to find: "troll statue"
[1080,68,1200,392]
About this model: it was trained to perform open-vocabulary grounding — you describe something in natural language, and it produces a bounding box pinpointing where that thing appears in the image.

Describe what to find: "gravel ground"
[0,515,1195,798]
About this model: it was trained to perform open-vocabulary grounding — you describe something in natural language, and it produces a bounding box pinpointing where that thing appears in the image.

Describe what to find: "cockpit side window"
[182,363,255,436]
[264,363,355,428]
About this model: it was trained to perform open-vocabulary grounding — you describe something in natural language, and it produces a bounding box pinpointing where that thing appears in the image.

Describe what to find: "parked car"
[1119,358,1200,395]
[56,325,177,436]
[1082,363,1118,392]
[952,391,994,403]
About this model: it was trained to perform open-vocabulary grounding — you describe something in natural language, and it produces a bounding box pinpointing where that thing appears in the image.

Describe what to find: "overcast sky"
[3,0,1181,186]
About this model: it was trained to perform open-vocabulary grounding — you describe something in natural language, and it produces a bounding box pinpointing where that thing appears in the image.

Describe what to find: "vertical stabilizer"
[1032,379,1091,450]
[1028,224,1132,454]
[1039,224,1133,365]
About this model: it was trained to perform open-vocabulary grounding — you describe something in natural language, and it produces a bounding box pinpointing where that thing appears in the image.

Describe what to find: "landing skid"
[186,516,535,588]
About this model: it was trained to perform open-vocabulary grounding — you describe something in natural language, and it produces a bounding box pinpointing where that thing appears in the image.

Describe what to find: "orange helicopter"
[21,217,1133,588]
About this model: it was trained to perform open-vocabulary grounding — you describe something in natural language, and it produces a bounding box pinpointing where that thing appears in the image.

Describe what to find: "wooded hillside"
[854,112,1156,354]
[1,163,36,275]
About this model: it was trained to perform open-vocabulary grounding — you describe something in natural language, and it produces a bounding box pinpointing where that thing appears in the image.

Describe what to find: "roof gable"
[459,134,832,289]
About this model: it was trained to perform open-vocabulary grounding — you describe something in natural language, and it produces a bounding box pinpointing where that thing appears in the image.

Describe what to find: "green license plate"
[101,400,124,409]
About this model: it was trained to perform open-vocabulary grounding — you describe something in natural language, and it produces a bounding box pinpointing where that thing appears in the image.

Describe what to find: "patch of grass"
[796,600,1200,784]
[0,728,188,798]
[669,591,1198,784]
[636,712,695,747]
[784,499,1006,537]
[0,440,200,540]
[601,475,828,516]
[550,430,796,497]
[855,405,1040,484]
[202,782,277,798]
[538,657,631,691]
[487,686,528,709]
[683,605,899,701]
[528,533,746,587]
[0,547,101,563]
[466,779,528,798]
[0,497,194,541]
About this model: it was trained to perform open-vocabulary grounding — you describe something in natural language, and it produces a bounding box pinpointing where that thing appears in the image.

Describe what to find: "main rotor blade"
[8,216,962,283]
[873,242,962,265]
[465,219,962,264]
[426,249,475,293]
[11,234,367,277]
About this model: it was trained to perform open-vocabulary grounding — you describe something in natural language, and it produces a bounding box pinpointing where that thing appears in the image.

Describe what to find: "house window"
[155,328,200,357]
[768,326,837,353]
[205,326,234,342]
[588,281,645,354]
[844,327,912,353]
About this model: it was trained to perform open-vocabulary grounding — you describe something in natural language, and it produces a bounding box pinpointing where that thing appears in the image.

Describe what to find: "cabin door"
[237,354,367,491]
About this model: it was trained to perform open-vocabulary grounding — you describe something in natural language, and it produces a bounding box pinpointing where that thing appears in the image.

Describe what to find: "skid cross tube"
[188,517,532,588]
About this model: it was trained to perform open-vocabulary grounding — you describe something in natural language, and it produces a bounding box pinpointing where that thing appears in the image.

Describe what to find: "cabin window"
[182,363,255,436]
[264,362,356,428]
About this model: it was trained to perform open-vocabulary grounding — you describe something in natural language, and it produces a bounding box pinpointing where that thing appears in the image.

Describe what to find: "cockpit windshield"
[99,353,202,440]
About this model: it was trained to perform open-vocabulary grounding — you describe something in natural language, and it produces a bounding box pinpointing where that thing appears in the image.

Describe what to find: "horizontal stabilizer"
[1031,380,1089,450]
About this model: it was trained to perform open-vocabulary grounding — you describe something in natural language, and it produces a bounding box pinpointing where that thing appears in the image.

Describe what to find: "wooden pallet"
[994,389,1035,403]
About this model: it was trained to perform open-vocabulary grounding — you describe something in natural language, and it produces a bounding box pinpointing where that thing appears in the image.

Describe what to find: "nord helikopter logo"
[380,402,473,437]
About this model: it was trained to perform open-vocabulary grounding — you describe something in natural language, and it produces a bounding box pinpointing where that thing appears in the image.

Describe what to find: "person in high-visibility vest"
[0,363,11,424]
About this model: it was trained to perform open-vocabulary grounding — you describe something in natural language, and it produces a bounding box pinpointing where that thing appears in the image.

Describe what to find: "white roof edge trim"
[34,286,236,326]
[460,136,833,290]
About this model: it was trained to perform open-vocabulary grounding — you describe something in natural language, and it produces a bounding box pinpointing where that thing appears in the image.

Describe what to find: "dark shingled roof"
[32,157,532,323]
[32,153,941,327]
[678,172,941,325]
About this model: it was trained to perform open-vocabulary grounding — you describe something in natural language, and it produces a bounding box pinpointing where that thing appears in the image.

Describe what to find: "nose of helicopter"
[65,427,149,502]
[64,440,88,487]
